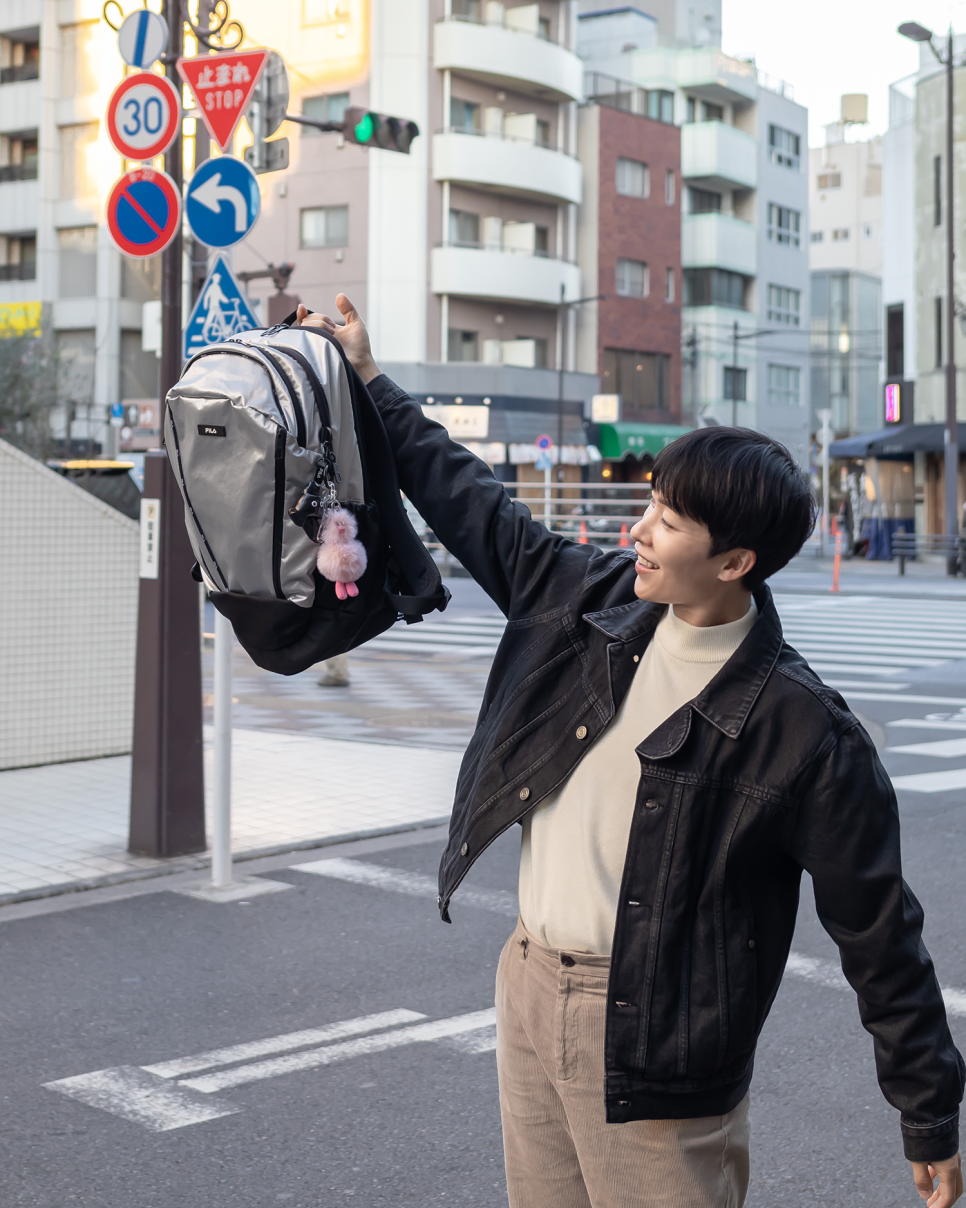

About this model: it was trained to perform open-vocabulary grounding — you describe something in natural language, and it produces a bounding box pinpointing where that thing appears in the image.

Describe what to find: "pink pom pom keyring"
[315,507,367,600]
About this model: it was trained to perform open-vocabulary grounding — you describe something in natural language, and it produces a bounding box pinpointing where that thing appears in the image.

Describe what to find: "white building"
[576,2,811,464]
[881,75,916,413]
[0,2,161,457]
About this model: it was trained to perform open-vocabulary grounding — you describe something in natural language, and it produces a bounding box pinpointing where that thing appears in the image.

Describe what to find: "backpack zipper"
[257,347,307,448]
[272,426,286,600]
[187,346,303,446]
[167,411,230,592]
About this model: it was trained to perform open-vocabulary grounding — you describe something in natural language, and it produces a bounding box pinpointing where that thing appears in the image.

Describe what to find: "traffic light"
[343,106,419,154]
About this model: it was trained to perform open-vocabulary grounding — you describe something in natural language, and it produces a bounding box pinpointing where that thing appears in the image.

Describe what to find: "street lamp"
[899,21,961,575]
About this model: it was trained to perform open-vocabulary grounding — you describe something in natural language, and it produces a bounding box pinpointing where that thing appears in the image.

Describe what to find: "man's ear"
[717,548,756,583]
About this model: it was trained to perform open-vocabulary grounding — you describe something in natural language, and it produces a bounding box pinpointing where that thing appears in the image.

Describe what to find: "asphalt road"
[6,576,966,1208]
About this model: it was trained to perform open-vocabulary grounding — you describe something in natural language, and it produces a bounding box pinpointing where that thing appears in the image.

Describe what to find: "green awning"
[597,422,692,460]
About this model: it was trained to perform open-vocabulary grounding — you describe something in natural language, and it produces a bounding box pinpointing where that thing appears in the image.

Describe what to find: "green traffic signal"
[354,112,374,144]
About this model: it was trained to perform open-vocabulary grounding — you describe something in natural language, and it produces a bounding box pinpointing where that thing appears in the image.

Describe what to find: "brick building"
[576,76,684,479]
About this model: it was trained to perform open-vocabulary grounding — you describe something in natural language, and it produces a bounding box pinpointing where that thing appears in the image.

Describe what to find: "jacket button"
[633,655,639,663]
[460,842,468,856]
[644,798,659,811]
[576,725,588,740]
[748,939,756,949]
[519,787,530,801]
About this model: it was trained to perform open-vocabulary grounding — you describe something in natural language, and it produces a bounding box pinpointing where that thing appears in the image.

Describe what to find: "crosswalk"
[365,595,966,686]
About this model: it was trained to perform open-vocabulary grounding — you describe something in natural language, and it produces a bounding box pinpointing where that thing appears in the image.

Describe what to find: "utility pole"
[129,0,205,856]
[555,288,604,483]
[732,320,739,427]
[899,20,961,575]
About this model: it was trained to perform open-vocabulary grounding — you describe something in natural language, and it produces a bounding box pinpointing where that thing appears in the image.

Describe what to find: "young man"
[298,298,964,1208]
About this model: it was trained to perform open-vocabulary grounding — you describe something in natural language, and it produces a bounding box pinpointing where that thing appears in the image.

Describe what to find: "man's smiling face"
[628,492,756,622]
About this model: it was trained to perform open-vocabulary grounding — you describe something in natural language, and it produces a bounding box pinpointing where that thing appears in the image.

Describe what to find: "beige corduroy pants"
[495,919,750,1208]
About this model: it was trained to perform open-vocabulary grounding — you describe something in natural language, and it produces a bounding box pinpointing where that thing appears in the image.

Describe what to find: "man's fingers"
[912,1157,964,1208]
[914,1162,938,1199]
[295,304,309,323]
[336,293,359,325]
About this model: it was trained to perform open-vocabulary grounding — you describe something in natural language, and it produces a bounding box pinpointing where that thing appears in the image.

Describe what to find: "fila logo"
[198,425,227,437]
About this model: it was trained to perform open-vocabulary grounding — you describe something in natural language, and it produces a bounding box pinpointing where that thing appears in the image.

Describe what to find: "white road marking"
[295,857,518,916]
[142,1009,425,1079]
[441,1024,498,1054]
[889,767,966,793]
[832,693,966,706]
[182,1009,497,1093]
[888,719,966,732]
[887,738,966,758]
[44,1065,238,1132]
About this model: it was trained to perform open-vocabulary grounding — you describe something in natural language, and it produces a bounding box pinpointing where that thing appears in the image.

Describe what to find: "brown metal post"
[129,1,206,856]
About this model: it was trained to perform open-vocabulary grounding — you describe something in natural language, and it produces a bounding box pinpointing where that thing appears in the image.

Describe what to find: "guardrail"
[891,528,965,575]
[420,482,651,551]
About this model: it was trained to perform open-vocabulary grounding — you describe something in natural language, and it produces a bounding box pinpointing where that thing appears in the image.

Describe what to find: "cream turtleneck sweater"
[518,599,758,955]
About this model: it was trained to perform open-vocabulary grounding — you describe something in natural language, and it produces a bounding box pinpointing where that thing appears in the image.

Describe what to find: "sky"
[721,0,966,144]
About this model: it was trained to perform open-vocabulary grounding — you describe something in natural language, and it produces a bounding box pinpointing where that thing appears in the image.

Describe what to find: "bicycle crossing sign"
[106,72,181,161]
[183,254,260,360]
[106,167,181,258]
[185,155,260,248]
[177,50,268,152]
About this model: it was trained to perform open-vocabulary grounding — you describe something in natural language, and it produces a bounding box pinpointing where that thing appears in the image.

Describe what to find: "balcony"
[0,262,36,281]
[682,122,756,192]
[0,63,39,84]
[0,162,37,183]
[682,213,756,277]
[632,47,757,107]
[431,245,581,306]
[433,129,581,205]
[434,18,582,102]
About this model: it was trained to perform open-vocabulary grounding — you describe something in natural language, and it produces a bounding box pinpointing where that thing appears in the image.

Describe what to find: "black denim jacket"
[370,373,964,1161]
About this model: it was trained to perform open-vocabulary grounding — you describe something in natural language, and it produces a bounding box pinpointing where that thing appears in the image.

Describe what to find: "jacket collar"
[584,583,784,743]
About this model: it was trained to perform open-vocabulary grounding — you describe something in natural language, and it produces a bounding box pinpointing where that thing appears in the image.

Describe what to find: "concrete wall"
[0,438,138,769]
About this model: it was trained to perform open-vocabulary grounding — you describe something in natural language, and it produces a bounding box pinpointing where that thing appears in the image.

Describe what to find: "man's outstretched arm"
[296,296,611,618]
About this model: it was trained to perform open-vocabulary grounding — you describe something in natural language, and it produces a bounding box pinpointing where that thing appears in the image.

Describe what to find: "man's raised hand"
[912,1154,963,1207]
[295,294,381,384]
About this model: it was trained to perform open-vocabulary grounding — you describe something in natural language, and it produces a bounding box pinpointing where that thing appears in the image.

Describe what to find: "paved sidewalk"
[0,730,461,902]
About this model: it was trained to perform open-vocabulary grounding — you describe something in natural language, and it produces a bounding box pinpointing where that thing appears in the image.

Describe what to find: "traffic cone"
[578,520,588,545]
[618,523,630,547]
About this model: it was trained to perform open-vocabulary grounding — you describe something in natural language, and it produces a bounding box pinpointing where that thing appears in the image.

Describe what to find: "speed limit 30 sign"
[107,71,181,162]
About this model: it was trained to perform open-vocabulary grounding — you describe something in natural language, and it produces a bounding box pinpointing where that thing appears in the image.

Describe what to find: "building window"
[934,155,942,225]
[616,257,648,297]
[538,15,551,39]
[817,172,840,189]
[616,157,649,198]
[767,364,801,407]
[863,223,873,239]
[1,29,40,84]
[810,231,824,243]
[58,227,97,298]
[701,101,724,122]
[767,203,800,246]
[60,23,98,96]
[935,297,942,368]
[665,268,674,302]
[602,348,669,414]
[723,366,747,402]
[688,186,721,213]
[120,330,159,400]
[449,208,480,247]
[59,122,99,200]
[769,124,801,169]
[300,204,349,248]
[0,130,38,181]
[648,90,674,124]
[447,329,479,362]
[686,97,696,123]
[665,169,675,205]
[683,267,746,309]
[121,255,161,303]
[450,98,480,133]
[0,232,36,280]
[451,0,482,17]
[767,285,801,326]
[56,329,96,405]
[832,228,850,241]
[301,92,350,135]
[886,303,904,378]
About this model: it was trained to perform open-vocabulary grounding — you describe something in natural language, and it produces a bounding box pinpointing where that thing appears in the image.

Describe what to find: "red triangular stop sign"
[178,50,269,153]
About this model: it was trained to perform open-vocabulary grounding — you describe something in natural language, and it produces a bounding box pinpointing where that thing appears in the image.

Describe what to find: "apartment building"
[575,72,684,480]
[576,2,810,465]
[808,102,882,438]
[231,0,601,483]
[0,2,160,457]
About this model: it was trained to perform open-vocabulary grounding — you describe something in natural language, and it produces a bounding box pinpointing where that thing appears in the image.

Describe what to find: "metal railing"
[0,64,39,84]
[892,528,965,575]
[421,482,651,551]
[0,262,36,281]
[0,162,37,182]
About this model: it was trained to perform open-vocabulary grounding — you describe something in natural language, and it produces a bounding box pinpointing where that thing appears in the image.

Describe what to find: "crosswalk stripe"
[888,719,966,732]
[887,737,966,758]
[889,768,966,793]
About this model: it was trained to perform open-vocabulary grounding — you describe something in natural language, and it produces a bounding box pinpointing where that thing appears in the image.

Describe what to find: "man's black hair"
[650,426,816,590]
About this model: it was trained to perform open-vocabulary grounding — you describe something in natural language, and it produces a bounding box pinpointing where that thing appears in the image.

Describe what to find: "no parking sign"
[106,168,181,258]
[106,72,181,162]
